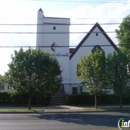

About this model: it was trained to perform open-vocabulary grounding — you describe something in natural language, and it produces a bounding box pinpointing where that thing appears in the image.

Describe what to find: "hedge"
[66,93,130,105]
[0,92,51,106]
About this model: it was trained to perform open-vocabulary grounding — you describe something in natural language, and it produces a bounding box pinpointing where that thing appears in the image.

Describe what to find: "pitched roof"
[69,22,118,60]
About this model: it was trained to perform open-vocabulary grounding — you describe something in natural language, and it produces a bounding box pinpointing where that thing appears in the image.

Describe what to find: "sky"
[0,0,130,75]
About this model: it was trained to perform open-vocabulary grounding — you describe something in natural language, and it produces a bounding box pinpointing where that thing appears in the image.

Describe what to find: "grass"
[83,107,130,112]
[0,105,130,113]
[0,108,44,113]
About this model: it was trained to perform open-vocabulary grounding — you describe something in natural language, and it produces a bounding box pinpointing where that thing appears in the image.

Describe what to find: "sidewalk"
[41,105,130,113]
[43,105,84,113]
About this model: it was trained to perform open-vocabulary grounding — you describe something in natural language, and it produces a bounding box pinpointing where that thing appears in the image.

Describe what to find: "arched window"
[77,64,81,76]
[92,45,103,53]
[2,84,4,90]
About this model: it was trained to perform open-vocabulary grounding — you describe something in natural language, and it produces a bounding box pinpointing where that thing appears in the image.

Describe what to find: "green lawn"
[83,107,130,112]
[0,106,130,113]
[0,108,44,113]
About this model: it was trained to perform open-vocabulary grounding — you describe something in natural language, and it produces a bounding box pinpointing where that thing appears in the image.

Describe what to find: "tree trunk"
[120,91,122,109]
[28,91,31,110]
[95,93,97,109]
[28,80,32,110]
[119,86,123,109]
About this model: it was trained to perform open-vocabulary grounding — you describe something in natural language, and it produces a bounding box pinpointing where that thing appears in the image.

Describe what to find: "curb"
[0,110,130,114]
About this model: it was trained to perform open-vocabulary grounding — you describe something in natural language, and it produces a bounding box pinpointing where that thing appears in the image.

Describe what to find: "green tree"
[7,48,62,109]
[116,14,130,52]
[77,49,109,108]
[106,51,130,108]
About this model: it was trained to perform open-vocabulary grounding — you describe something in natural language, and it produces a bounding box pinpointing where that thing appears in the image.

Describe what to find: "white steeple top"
[38,8,44,18]
[38,8,43,12]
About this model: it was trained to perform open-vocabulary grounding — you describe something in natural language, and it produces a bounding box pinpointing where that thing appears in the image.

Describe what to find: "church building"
[36,8,118,95]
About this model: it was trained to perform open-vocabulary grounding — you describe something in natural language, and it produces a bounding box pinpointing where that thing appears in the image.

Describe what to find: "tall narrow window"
[2,84,4,90]
[77,64,81,76]
[8,85,10,90]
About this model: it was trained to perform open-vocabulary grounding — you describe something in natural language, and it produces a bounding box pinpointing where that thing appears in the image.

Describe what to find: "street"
[0,112,130,130]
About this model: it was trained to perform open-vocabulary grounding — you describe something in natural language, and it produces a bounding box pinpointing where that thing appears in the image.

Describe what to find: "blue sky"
[0,0,130,75]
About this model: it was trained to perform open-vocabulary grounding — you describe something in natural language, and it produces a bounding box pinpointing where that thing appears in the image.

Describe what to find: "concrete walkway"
[41,105,130,113]
[43,105,84,112]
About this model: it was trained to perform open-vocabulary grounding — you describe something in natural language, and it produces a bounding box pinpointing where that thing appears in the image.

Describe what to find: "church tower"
[36,8,70,89]
[36,8,44,47]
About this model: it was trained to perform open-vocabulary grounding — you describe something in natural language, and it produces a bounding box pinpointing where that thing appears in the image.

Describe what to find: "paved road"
[0,112,130,130]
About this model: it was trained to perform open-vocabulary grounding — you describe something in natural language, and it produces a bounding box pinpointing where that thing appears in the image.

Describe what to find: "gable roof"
[69,22,118,60]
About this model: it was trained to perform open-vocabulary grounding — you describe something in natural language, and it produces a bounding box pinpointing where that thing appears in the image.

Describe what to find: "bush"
[0,92,11,104]
[0,92,51,106]
[67,93,130,106]
[66,93,94,105]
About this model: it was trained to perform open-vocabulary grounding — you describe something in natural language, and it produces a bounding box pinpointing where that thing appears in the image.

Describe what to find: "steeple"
[38,8,44,17]
[38,8,43,12]
[37,8,44,47]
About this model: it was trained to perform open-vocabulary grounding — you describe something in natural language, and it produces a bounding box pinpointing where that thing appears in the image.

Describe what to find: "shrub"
[67,93,130,106]
[0,92,51,106]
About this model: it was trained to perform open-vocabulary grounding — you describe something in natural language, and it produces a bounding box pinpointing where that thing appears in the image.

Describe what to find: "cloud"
[65,1,130,46]
[51,0,130,46]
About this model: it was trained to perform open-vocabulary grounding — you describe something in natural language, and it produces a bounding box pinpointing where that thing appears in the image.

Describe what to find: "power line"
[0,45,120,48]
[0,23,121,26]
[71,17,127,19]
[0,31,117,34]
[43,23,120,25]
[0,17,126,20]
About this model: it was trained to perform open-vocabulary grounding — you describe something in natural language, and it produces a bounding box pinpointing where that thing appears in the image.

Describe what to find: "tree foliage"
[115,14,130,108]
[7,48,62,109]
[106,51,130,108]
[116,14,130,51]
[77,49,109,108]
